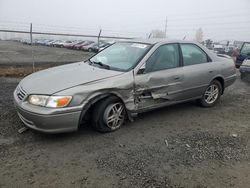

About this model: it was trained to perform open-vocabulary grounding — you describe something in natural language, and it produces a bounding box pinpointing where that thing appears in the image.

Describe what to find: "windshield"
[241,43,250,55]
[89,42,151,72]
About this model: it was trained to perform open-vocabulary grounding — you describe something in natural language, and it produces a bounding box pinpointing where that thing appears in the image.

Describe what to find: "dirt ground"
[0,40,92,66]
[0,41,250,188]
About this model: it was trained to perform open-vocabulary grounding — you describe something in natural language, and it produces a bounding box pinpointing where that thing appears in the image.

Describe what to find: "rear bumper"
[224,74,237,88]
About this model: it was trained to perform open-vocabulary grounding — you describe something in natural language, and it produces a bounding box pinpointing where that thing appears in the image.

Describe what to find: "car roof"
[118,38,200,45]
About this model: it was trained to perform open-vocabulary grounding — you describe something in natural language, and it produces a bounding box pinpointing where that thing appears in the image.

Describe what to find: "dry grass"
[0,66,51,77]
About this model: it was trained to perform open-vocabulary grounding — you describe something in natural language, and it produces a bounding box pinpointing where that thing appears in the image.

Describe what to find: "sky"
[0,0,250,41]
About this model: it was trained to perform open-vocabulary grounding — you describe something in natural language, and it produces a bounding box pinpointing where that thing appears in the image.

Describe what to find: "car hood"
[19,62,123,95]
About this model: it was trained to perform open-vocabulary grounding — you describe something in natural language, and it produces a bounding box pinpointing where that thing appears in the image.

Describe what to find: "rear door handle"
[209,70,214,73]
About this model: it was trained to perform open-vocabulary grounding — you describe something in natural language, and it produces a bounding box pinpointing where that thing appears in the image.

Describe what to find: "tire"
[88,48,92,52]
[198,80,222,107]
[91,96,126,133]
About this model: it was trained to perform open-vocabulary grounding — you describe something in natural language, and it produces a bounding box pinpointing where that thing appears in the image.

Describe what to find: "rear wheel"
[91,97,126,132]
[198,80,222,107]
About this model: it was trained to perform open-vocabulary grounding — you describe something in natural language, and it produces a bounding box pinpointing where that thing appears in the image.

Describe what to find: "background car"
[81,42,98,52]
[78,41,95,50]
[236,42,250,68]
[63,41,73,48]
[239,58,250,80]
[71,41,85,49]
[65,40,83,49]
[213,44,225,54]
[53,40,65,48]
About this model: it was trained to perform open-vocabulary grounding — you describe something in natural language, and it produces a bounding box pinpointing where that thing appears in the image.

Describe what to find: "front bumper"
[14,93,82,134]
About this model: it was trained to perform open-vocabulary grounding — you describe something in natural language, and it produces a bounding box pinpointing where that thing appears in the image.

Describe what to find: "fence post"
[30,23,35,72]
[97,29,102,48]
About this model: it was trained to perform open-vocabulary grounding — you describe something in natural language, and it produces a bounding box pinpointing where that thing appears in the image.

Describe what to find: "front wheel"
[198,80,222,107]
[91,97,126,133]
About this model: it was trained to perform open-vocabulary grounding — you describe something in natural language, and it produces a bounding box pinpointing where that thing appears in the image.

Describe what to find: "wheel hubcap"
[103,103,125,130]
[204,84,219,104]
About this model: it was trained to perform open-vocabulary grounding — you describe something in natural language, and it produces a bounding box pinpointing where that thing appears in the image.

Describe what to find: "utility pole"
[164,16,168,38]
[30,23,35,72]
[97,29,102,48]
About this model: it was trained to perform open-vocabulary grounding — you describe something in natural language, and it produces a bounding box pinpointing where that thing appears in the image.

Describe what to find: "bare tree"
[150,30,165,38]
[195,28,203,43]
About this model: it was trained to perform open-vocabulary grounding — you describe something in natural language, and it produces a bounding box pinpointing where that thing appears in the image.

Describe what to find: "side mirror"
[137,64,146,75]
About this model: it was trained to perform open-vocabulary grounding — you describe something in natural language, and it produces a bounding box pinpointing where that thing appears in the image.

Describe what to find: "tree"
[150,30,165,38]
[195,28,203,43]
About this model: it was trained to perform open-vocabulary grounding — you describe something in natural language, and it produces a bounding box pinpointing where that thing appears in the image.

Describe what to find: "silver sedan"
[14,39,237,133]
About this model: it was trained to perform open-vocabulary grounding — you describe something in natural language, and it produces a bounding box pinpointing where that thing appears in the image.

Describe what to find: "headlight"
[28,95,72,108]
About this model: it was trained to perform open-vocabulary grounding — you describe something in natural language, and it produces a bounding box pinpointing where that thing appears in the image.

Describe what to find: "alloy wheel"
[103,103,125,130]
[204,84,219,104]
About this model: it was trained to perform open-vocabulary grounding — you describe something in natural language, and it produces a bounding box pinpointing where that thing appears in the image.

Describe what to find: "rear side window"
[180,44,208,66]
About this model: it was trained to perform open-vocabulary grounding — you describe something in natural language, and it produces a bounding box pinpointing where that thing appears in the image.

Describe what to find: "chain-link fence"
[0,22,139,77]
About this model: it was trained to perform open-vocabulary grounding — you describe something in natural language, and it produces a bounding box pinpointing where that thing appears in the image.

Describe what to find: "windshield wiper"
[88,59,110,70]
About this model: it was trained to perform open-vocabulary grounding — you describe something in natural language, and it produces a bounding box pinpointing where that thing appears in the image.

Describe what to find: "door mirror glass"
[137,64,146,74]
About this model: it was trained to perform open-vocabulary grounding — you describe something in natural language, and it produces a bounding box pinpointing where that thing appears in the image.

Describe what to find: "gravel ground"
[0,72,250,188]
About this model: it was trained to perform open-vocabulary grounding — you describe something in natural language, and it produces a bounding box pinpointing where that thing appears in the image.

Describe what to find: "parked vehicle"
[63,41,73,48]
[225,46,234,56]
[98,42,113,52]
[239,58,250,80]
[48,40,59,47]
[72,41,86,50]
[236,42,250,68]
[81,42,99,52]
[78,41,95,50]
[213,45,225,54]
[21,39,31,45]
[53,40,65,48]
[14,39,236,134]
[71,41,85,49]
[73,41,94,50]
[64,40,82,49]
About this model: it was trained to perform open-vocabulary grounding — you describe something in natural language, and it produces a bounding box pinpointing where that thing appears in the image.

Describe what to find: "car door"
[134,43,184,110]
[179,43,217,99]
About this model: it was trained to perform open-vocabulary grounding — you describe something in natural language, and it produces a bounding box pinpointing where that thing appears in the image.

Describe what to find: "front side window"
[145,44,179,73]
[241,43,250,55]
[90,42,151,72]
[180,44,208,66]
